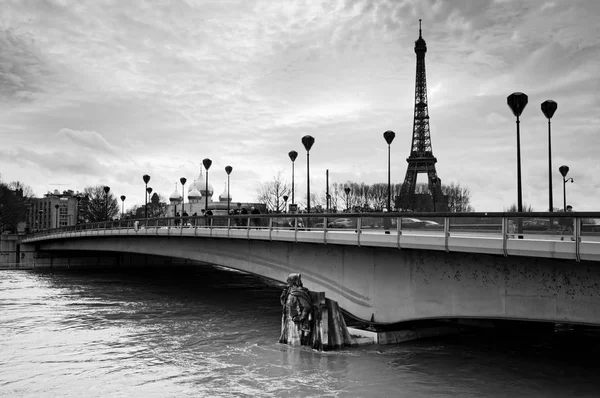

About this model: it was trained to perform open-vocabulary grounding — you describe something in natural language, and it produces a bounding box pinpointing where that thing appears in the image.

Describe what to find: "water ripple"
[2,268,600,397]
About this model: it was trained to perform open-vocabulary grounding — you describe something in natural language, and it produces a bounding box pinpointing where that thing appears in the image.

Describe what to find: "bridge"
[20,212,600,328]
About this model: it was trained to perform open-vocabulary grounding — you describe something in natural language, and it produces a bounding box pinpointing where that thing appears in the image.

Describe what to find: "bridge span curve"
[22,214,600,326]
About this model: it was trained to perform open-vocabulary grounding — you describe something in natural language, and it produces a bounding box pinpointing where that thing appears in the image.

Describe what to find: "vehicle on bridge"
[327,218,355,229]
[523,218,560,231]
[399,217,429,228]
[423,220,442,228]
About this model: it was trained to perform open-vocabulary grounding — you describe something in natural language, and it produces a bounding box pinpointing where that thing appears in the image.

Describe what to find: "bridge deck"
[23,212,600,262]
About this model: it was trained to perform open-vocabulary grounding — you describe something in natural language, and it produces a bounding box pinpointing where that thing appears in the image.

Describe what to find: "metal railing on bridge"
[23,212,600,262]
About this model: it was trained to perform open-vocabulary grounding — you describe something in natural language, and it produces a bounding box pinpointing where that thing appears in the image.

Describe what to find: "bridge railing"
[23,212,600,262]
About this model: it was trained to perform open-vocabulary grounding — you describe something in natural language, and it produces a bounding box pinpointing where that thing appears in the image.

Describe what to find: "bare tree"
[329,180,473,213]
[442,182,474,212]
[503,203,534,212]
[81,185,120,222]
[7,181,35,198]
[256,171,290,212]
[124,193,168,219]
[0,181,31,233]
[148,193,169,217]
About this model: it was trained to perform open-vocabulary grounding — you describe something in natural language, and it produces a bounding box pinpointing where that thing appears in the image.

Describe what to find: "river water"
[2,266,600,397]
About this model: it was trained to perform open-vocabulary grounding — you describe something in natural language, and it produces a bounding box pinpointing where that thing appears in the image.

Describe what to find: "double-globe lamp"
[559,165,573,212]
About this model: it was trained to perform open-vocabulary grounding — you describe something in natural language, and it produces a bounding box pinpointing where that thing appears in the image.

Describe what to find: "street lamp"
[541,100,558,212]
[559,165,573,212]
[55,204,59,228]
[120,195,126,219]
[383,130,395,211]
[103,186,110,221]
[302,135,315,213]
[203,158,212,212]
[344,187,350,212]
[180,177,187,219]
[507,92,528,213]
[146,187,152,217]
[225,165,233,215]
[143,174,151,219]
[431,175,438,212]
[288,150,298,206]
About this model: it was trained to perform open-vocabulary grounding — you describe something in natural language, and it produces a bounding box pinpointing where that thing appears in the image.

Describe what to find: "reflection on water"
[2,266,600,397]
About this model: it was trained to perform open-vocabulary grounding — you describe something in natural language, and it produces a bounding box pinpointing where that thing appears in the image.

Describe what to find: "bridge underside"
[25,236,600,326]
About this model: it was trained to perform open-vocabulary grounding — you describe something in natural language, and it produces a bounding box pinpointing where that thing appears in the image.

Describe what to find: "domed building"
[169,184,182,216]
[188,181,202,204]
[218,183,231,203]
[190,167,214,202]
[165,164,266,220]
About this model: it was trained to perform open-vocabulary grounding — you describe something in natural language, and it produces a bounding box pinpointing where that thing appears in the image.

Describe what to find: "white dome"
[169,185,182,202]
[188,183,202,200]
[218,182,231,202]
[192,167,214,197]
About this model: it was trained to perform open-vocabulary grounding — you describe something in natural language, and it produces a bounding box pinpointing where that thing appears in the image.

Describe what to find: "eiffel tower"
[396,20,445,212]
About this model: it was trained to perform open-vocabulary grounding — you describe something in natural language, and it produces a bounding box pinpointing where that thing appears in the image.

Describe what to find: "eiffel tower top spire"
[415,19,427,53]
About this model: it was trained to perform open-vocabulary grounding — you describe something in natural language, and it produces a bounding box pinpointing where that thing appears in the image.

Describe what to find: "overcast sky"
[1,0,599,212]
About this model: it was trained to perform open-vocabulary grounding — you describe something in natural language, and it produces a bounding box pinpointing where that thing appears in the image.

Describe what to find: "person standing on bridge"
[560,205,575,241]
[205,208,213,227]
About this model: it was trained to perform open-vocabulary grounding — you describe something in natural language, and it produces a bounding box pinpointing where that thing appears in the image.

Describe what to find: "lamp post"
[203,158,212,212]
[431,175,438,212]
[225,165,233,215]
[559,165,573,212]
[344,187,350,212]
[180,177,187,220]
[55,204,59,228]
[103,186,110,221]
[301,135,315,213]
[288,150,298,206]
[143,174,151,219]
[120,195,126,219]
[325,169,330,213]
[283,195,289,213]
[541,100,558,212]
[383,130,395,211]
[507,92,528,213]
[146,187,152,217]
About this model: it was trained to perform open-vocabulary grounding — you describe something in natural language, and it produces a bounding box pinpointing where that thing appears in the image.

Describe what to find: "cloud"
[0,0,598,212]
[55,128,122,156]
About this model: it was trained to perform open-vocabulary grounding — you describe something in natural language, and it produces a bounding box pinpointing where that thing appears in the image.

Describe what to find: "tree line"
[256,172,474,213]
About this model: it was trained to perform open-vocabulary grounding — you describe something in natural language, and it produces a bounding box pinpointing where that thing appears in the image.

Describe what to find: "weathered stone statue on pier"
[279,273,352,350]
